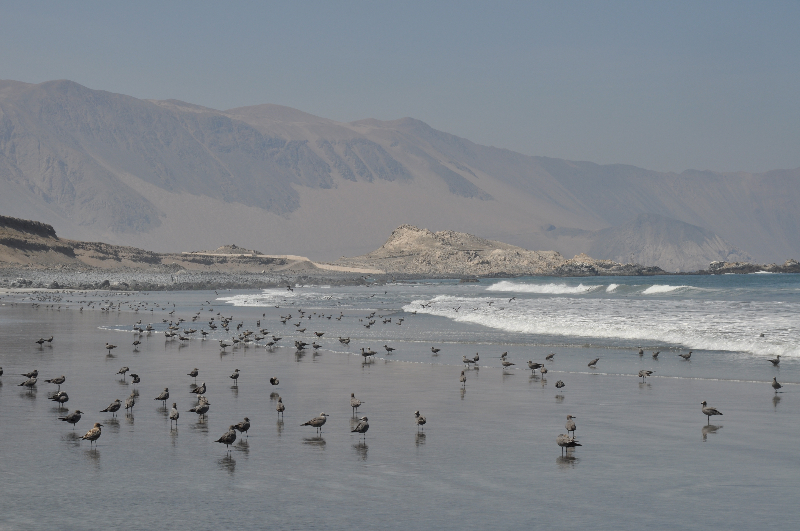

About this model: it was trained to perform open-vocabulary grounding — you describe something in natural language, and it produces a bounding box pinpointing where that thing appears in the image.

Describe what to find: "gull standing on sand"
[101,399,122,417]
[565,415,577,437]
[105,343,117,352]
[125,393,136,415]
[18,377,37,391]
[501,358,515,369]
[679,351,692,361]
[588,358,599,368]
[235,417,251,438]
[546,353,555,361]
[230,369,240,386]
[59,409,83,429]
[350,393,364,416]
[49,391,69,409]
[80,423,103,447]
[527,361,543,374]
[463,355,475,368]
[21,369,38,379]
[44,375,66,391]
[276,397,285,417]
[188,368,199,382]
[772,377,782,393]
[301,412,329,434]
[768,355,781,367]
[351,416,369,440]
[191,382,206,395]
[460,371,467,387]
[557,434,581,455]
[215,425,237,449]
[117,367,129,379]
[415,411,427,431]
[638,370,654,381]
[188,398,210,420]
[154,388,169,407]
[701,401,723,424]
[169,403,179,428]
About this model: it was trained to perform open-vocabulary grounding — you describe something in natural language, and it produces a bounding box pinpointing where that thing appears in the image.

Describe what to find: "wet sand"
[0,294,798,530]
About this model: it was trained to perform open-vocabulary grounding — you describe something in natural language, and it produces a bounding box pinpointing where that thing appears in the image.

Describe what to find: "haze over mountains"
[0,79,796,271]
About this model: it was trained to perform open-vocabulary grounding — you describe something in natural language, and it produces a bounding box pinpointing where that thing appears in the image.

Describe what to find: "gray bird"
[154,388,169,406]
[768,355,781,367]
[117,366,129,378]
[351,416,369,439]
[463,355,476,367]
[59,409,83,429]
[588,358,599,368]
[276,397,285,417]
[565,415,577,437]
[431,347,440,354]
[44,375,66,390]
[772,377,782,393]
[501,359,515,369]
[230,369,240,386]
[234,417,251,437]
[415,410,427,431]
[125,394,136,414]
[130,374,141,384]
[80,423,103,446]
[545,353,555,361]
[49,391,69,408]
[460,371,467,387]
[187,368,199,381]
[190,382,206,395]
[679,351,692,361]
[169,403,179,428]
[557,434,581,454]
[216,426,237,449]
[18,377,37,390]
[101,399,122,417]
[527,361,543,374]
[350,393,364,416]
[555,380,565,389]
[638,370,654,380]
[701,401,723,424]
[301,412,329,434]
[21,369,38,379]
[188,399,210,419]
[269,377,279,386]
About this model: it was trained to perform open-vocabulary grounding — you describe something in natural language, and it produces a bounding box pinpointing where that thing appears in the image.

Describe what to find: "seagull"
[460,371,467,387]
[527,361,543,374]
[638,370,654,381]
[701,401,723,424]
[154,388,169,406]
[463,355,476,367]
[188,399,210,420]
[768,355,781,367]
[49,391,69,408]
[130,374,140,384]
[638,348,644,356]
[44,375,66,391]
[276,397,285,417]
[431,347,440,355]
[350,393,364,416]
[301,412,329,434]
[679,351,692,361]
[772,377,782,393]
[501,359,515,369]
[105,343,117,352]
[18,377,37,391]
[384,345,396,353]
[125,394,136,415]
[230,369,240,386]
[80,423,103,447]
[117,366,129,378]
[588,358,599,368]
[101,399,122,417]
[188,368,199,381]
[545,353,555,361]
[269,377,279,386]
[652,351,660,359]
[555,380,565,389]
[565,415,577,437]
[169,403,179,428]
[234,417,251,438]
[557,434,581,454]
[58,409,83,429]
[190,382,206,395]
[215,425,237,449]
[472,353,480,364]
[21,369,38,379]
[351,416,369,440]
[415,411,427,431]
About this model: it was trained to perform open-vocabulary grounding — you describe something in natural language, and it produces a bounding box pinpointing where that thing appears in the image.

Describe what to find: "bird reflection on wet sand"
[415,432,426,446]
[276,419,284,435]
[555,394,565,403]
[303,436,326,448]
[702,424,722,442]
[353,442,368,460]
[773,395,781,409]
[219,455,236,475]
[557,455,580,469]
[235,439,250,455]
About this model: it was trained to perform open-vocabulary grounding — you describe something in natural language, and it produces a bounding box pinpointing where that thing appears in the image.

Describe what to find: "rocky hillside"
[334,225,665,276]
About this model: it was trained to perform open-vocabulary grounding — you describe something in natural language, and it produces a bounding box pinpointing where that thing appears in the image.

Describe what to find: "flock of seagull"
[1,287,790,458]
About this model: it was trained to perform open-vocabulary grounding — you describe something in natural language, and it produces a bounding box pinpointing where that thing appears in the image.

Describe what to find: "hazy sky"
[1,1,798,173]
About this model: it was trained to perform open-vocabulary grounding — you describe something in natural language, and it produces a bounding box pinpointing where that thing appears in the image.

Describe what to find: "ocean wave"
[640,284,688,295]
[403,295,800,358]
[486,281,600,294]
[606,284,619,293]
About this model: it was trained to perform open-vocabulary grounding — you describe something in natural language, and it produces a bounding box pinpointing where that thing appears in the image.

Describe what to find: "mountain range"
[1,78,796,271]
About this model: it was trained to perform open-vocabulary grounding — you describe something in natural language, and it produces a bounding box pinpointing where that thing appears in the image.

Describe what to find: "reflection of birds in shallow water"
[353,442,368,460]
[415,432,426,446]
[556,455,580,468]
[235,439,250,455]
[460,387,466,400]
[773,395,781,409]
[218,455,236,475]
[702,424,722,442]
[276,419,284,435]
[555,395,565,403]
[303,436,326,448]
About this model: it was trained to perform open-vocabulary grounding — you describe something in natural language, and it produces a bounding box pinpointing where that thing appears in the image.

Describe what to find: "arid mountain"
[1,79,799,270]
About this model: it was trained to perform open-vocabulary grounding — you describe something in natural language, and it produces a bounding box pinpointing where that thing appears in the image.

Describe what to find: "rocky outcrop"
[704,259,800,274]
[334,225,665,277]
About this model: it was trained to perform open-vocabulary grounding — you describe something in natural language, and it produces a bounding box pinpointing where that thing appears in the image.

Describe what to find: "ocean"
[0,273,797,529]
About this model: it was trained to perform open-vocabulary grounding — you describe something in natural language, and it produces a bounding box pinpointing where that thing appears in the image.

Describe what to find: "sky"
[1,0,799,173]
